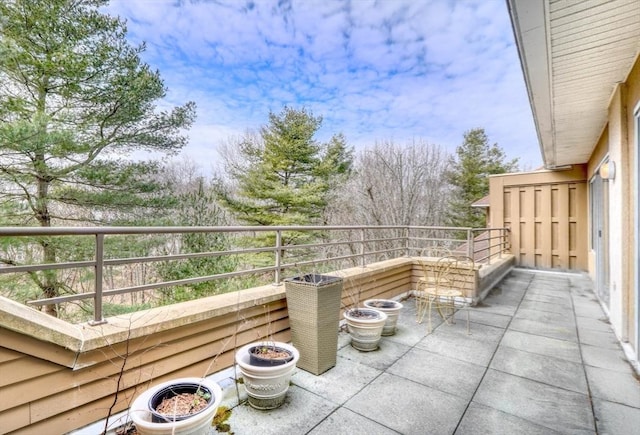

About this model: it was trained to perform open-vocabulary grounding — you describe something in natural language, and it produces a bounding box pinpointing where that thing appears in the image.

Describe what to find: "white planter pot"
[235,341,300,410]
[363,299,403,336]
[344,308,387,351]
[130,377,222,435]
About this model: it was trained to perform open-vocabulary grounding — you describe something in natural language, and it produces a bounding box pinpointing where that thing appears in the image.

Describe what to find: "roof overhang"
[506,0,640,167]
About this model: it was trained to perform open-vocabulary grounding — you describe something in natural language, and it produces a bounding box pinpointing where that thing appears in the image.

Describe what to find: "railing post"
[467,229,474,259]
[90,233,106,325]
[360,228,366,268]
[404,226,409,257]
[274,230,282,284]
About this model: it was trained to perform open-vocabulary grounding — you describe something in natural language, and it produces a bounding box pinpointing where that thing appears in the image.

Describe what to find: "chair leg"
[466,303,471,335]
[437,297,455,325]
[416,288,427,324]
[416,296,425,324]
[427,296,433,333]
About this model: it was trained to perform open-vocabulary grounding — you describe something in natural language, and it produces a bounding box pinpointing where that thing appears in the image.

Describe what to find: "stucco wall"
[593,57,640,349]
[578,55,640,364]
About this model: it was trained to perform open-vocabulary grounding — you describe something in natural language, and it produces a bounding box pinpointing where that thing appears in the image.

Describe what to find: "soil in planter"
[154,392,210,420]
[347,309,381,320]
[368,301,397,309]
[249,346,293,366]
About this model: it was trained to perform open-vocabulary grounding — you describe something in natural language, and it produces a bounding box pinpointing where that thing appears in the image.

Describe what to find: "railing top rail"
[0,224,511,324]
[0,225,509,237]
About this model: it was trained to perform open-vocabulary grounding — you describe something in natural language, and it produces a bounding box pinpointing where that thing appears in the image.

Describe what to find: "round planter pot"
[236,341,299,410]
[130,377,222,435]
[344,308,387,351]
[363,299,403,336]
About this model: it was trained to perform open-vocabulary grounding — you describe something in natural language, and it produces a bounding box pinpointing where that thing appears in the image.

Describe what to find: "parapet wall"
[0,256,509,433]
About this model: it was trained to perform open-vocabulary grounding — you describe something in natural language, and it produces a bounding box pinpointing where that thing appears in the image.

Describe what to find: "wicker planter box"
[284,274,343,375]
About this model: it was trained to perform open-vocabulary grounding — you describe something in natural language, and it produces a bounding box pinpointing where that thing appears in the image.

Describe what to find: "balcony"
[1,226,639,433]
[209,269,638,435]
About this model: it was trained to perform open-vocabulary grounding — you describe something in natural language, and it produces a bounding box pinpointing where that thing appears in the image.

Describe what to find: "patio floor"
[215,268,640,434]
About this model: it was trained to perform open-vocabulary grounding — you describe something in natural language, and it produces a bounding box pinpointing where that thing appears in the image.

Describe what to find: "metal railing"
[0,225,510,324]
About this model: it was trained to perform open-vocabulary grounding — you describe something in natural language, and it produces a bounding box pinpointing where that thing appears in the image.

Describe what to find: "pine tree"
[446,128,518,228]
[218,107,352,227]
[0,0,196,315]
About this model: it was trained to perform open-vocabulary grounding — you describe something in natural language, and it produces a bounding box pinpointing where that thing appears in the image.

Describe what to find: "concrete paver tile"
[578,328,621,350]
[513,307,576,327]
[222,385,338,435]
[522,291,572,308]
[416,328,499,367]
[490,345,588,394]
[581,344,635,373]
[585,365,640,408]
[455,402,563,435]
[575,315,613,333]
[438,319,505,343]
[338,336,411,371]
[454,309,512,329]
[470,300,519,317]
[509,317,578,342]
[387,347,486,400]
[308,407,400,435]
[572,300,605,318]
[292,355,382,405]
[345,373,467,435]
[519,299,574,315]
[385,304,430,347]
[473,369,595,434]
[592,398,640,435]
[500,329,582,363]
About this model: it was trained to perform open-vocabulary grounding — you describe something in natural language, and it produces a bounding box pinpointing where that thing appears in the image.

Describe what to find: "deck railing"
[0,225,510,324]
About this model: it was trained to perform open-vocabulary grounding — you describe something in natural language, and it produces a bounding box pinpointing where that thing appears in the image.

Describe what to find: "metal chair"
[415,254,453,325]
[418,255,474,334]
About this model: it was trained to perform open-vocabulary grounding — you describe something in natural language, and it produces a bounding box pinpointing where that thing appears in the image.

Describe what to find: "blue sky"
[104,0,542,172]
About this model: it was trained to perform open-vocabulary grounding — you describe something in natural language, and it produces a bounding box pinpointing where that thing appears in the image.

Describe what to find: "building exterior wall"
[489,167,588,272]
[588,56,640,362]
[603,84,628,339]
[623,58,640,355]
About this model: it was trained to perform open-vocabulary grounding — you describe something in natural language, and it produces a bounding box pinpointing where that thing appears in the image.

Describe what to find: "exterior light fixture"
[599,161,616,180]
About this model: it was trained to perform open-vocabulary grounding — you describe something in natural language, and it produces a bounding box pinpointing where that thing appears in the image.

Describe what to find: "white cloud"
[104,0,541,171]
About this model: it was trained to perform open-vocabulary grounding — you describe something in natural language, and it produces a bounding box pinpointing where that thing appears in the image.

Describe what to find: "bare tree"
[327,139,450,226]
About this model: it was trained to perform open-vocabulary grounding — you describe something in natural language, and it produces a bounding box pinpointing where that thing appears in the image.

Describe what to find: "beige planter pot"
[235,341,300,410]
[344,308,387,351]
[130,377,222,435]
[363,299,403,336]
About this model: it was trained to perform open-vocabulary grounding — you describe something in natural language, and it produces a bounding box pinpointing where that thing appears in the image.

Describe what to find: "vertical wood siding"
[491,168,588,271]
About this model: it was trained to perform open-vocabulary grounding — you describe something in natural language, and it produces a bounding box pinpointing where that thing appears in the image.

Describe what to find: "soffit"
[507,0,640,167]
